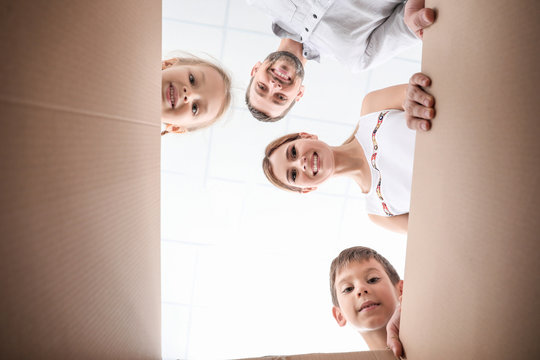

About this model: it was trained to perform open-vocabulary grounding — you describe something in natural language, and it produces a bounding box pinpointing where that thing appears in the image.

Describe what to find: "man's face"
[248,51,305,118]
[332,259,402,332]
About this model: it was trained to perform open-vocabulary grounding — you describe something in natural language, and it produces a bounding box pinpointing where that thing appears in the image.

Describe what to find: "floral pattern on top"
[370,111,393,216]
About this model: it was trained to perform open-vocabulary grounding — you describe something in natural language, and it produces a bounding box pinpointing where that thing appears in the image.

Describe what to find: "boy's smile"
[358,300,381,312]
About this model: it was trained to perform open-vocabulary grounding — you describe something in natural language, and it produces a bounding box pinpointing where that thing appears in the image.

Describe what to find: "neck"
[361,327,388,351]
[331,139,371,193]
[278,38,307,66]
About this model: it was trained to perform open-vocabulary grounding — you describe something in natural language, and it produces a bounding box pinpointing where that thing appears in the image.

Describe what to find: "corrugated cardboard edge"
[237,349,396,360]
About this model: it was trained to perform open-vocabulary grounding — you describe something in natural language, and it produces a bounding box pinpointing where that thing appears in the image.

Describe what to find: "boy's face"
[332,259,403,332]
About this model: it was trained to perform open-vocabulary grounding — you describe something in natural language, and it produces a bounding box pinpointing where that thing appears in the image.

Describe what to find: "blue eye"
[342,286,353,294]
[258,82,266,90]
[189,74,195,85]
[192,103,198,115]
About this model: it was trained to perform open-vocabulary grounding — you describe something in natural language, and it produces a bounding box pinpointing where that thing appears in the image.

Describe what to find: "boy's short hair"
[329,246,401,307]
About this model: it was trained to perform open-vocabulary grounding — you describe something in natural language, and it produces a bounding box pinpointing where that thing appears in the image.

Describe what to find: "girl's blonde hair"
[162,54,232,135]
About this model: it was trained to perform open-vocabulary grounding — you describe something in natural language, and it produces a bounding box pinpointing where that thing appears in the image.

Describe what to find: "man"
[246,0,435,130]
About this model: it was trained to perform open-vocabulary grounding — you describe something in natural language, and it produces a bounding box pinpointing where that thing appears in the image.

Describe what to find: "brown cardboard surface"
[0,1,161,359]
[403,0,540,359]
[238,350,395,360]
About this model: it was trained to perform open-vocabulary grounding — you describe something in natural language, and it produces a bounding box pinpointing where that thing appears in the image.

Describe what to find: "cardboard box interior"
[0,1,161,359]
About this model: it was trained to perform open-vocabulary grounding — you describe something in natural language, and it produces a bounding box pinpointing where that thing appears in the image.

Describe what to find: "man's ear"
[162,58,179,70]
[251,61,262,77]
[298,132,318,140]
[301,187,317,194]
[332,306,347,327]
[165,124,187,134]
[397,279,404,296]
[295,84,305,102]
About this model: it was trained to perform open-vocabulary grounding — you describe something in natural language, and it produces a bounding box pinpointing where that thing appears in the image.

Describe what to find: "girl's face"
[161,60,226,132]
[268,133,335,192]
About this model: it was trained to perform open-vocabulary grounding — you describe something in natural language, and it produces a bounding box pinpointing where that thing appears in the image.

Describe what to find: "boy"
[330,246,404,357]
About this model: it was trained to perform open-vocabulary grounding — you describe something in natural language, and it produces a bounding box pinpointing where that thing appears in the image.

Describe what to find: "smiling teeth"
[312,153,319,174]
[274,68,289,81]
[169,85,175,107]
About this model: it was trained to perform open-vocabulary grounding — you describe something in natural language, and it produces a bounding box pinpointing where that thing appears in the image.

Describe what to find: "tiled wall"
[161,1,421,359]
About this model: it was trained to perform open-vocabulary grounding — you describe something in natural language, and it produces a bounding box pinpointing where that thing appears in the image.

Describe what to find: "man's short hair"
[329,246,401,307]
[245,76,296,122]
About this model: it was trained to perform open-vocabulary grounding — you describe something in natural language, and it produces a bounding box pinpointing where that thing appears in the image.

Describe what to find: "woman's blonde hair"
[161,54,232,135]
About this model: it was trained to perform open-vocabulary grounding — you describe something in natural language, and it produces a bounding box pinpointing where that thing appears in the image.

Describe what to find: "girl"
[161,55,232,135]
[262,84,417,233]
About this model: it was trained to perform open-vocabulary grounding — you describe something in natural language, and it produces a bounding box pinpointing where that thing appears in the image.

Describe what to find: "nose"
[300,155,308,171]
[182,86,191,103]
[357,288,368,296]
[269,78,282,89]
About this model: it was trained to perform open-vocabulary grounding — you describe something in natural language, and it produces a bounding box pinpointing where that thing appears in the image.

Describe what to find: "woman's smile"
[311,152,320,175]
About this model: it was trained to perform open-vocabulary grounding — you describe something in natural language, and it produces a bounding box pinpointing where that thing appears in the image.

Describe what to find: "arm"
[361,84,407,116]
[367,213,408,233]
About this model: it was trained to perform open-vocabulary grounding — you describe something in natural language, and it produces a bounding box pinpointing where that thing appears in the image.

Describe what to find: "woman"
[262,85,416,233]
[161,55,232,135]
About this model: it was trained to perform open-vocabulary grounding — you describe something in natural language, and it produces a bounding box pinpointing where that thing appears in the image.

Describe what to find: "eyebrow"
[200,70,206,85]
[285,144,292,160]
[285,145,293,184]
[198,100,207,116]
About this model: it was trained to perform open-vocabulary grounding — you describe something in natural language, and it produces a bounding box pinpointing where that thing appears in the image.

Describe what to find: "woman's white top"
[355,110,416,216]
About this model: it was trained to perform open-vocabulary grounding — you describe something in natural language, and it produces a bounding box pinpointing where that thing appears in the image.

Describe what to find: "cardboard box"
[0,1,161,359]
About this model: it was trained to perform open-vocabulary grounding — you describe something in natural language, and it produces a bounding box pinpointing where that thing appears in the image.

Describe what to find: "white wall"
[161,1,421,359]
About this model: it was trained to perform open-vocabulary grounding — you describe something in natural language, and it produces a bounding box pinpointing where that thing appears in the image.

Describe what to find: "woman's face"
[268,133,335,192]
[161,60,226,131]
